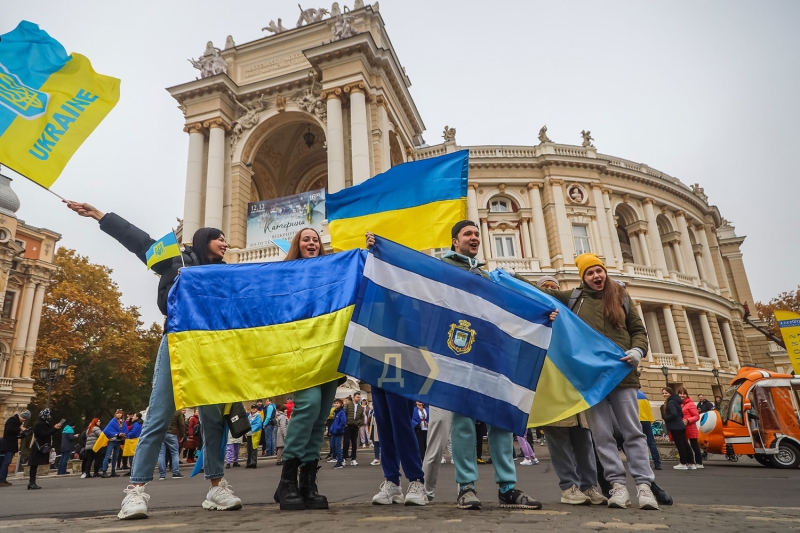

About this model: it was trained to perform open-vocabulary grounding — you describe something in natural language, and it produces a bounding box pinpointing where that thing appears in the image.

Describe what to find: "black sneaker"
[498,488,542,510]
[172,473,185,479]
[457,485,481,510]
[110,473,120,478]
[650,481,673,506]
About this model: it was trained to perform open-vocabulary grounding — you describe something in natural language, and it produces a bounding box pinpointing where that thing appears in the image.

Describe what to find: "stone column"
[684,309,701,365]
[720,320,740,367]
[671,241,685,274]
[698,312,720,367]
[662,305,684,365]
[603,189,624,269]
[376,96,392,173]
[10,282,36,378]
[480,218,492,259]
[548,178,575,266]
[520,218,533,258]
[695,224,719,287]
[203,119,228,230]
[182,122,206,244]
[346,83,370,185]
[636,302,653,362]
[21,283,46,378]
[324,89,346,193]
[635,230,652,267]
[675,211,700,278]
[642,198,668,272]
[591,185,614,264]
[694,250,707,281]
[708,228,731,295]
[467,185,485,261]
[527,183,551,268]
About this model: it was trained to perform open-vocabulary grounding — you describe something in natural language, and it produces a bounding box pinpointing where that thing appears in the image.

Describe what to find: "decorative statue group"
[188,42,228,79]
[230,93,269,150]
[264,4,329,34]
[262,3,358,41]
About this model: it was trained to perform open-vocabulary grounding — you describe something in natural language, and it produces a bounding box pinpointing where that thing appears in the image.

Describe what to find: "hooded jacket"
[681,396,700,439]
[440,251,490,279]
[60,425,76,453]
[330,406,347,436]
[661,394,686,432]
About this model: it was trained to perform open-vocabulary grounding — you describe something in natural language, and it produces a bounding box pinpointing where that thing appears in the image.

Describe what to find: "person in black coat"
[29,409,63,490]
[660,388,692,469]
[0,410,32,486]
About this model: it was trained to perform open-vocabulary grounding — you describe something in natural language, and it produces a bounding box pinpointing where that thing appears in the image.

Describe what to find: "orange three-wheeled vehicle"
[698,367,800,468]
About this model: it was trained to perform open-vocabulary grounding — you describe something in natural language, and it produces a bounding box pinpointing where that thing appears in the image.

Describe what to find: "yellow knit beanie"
[576,253,606,280]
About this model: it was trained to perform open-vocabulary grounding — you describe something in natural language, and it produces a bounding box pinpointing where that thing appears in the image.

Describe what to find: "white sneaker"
[583,486,608,505]
[533,458,539,465]
[450,458,454,464]
[372,480,404,505]
[118,484,150,520]
[689,464,697,470]
[607,483,630,508]
[520,459,532,466]
[202,479,242,511]
[404,480,428,506]
[695,464,704,469]
[441,456,447,464]
[327,458,337,463]
[370,459,381,466]
[673,464,689,470]
[81,473,87,479]
[351,460,358,466]
[560,485,591,505]
[637,483,659,510]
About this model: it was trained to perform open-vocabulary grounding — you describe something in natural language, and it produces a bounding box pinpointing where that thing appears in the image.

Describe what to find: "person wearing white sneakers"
[66,202,242,520]
[421,406,453,500]
[661,387,695,471]
[369,403,381,466]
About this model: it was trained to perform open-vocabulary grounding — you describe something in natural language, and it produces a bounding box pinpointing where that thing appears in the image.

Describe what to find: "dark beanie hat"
[450,220,478,251]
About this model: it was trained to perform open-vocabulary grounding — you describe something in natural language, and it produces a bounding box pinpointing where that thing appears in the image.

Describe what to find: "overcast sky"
[3,1,799,326]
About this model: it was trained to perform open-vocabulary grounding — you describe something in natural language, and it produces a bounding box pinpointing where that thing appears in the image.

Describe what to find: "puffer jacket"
[661,394,686,432]
[681,396,700,439]
[85,426,102,451]
[532,283,648,388]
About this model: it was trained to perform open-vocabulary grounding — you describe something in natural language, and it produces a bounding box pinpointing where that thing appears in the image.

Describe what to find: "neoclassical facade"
[0,171,60,435]
[168,3,784,401]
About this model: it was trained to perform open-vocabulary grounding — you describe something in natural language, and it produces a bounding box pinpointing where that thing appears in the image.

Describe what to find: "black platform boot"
[299,460,329,509]
[273,457,305,510]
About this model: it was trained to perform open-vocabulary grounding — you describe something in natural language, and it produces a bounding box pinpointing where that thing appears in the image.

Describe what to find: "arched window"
[490,199,510,213]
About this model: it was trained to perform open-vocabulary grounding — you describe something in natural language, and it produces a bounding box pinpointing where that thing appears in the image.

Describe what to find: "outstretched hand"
[64,200,104,221]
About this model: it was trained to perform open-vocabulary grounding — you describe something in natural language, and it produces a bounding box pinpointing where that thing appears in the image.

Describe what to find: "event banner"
[246,189,325,248]
[775,310,800,375]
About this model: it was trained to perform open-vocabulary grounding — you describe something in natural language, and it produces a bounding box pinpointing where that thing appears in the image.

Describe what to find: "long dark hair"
[284,228,326,261]
[191,227,225,265]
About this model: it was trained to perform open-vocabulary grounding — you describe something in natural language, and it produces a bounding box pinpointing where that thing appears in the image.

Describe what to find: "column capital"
[601,187,613,196]
[321,87,343,100]
[468,183,479,191]
[183,122,207,135]
[662,304,673,310]
[526,182,543,190]
[548,177,564,186]
[202,118,231,131]
[479,217,489,224]
[590,182,604,190]
[520,217,531,223]
[642,197,656,206]
[343,81,367,95]
[675,209,687,218]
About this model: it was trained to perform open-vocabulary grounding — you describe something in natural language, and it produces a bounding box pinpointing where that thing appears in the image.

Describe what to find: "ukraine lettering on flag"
[338,237,553,435]
[145,232,181,270]
[326,150,468,252]
[0,21,120,188]
[166,249,365,408]
[489,269,633,426]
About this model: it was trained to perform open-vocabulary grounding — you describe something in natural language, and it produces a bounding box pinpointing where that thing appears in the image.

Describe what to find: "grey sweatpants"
[544,426,598,491]
[584,386,655,486]
[422,406,452,498]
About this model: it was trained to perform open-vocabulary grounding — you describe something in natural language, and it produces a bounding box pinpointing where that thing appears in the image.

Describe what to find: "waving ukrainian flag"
[0,21,120,188]
[326,150,468,252]
[145,232,181,269]
[166,250,365,408]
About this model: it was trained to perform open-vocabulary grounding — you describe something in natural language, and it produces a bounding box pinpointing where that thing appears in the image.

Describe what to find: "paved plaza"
[1,450,798,532]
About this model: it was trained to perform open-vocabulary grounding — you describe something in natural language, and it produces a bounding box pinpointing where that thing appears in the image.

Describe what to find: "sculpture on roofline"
[263,18,288,34]
[297,4,330,27]
[691,183,709,202]
[225,35,235,49]
[442,125,456,143]
[580,130,594,148]
[188,41,227,79]
[538,125,551,143]
[332,5,357,41]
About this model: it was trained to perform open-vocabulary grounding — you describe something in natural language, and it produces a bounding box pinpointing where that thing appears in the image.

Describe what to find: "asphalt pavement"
[1,447,798,532]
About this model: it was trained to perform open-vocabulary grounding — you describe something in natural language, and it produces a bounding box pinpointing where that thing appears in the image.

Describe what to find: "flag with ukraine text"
[326,150,468,252]
[0,21,120,188]
[166,249,365,408]
[338,237,556,435]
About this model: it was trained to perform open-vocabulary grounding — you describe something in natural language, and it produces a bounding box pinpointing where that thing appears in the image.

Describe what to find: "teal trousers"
[282,380,339,463]
[451,412,517,486]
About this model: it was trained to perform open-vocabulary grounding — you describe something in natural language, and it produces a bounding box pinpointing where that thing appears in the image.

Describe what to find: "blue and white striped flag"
[337,236,554,435]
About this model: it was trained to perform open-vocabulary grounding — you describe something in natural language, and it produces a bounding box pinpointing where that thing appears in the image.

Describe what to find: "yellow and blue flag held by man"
[166,249,365,408]
[774,310,800,375]
[326,150,468,252]
[145,232,181,270]
[0,21,120,188]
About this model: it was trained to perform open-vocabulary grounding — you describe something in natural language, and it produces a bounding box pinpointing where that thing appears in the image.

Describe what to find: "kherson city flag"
[489,269,633,426]
[0,21,120,188]
[338,236,553,435]
[774,310,800,375]
[145,232,181,270]
[166,249,365,408]
[326,150,468,252]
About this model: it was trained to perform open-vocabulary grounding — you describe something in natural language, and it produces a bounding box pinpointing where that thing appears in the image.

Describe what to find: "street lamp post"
[712,368,722,397]
[38,357,68,410]
[661,365,670,388]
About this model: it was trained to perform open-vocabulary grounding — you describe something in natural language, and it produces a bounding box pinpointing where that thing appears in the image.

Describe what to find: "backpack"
[566,287,630,314]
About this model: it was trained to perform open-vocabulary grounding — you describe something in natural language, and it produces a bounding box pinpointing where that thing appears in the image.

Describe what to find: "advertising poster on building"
[246,189,326,249]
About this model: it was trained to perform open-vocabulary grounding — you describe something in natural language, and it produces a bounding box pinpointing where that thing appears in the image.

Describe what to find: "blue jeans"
[641,422,661,468]
[331,435,343,465]
[158,434,181,477]
[57,451,70,474]
[0,451,14,482]
[264,424,275,456]
[102,441,122,474]
[130,336,226,483]
[372,388,424,486]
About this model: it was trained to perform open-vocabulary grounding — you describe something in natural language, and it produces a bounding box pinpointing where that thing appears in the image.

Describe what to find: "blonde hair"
[284,228,327,261]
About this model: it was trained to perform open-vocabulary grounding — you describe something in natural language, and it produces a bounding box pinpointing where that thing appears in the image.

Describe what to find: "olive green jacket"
[440,251,489,279]
[535,283,648,388]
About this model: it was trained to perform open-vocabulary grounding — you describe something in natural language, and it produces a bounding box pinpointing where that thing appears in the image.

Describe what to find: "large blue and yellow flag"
[326,150,468,252]
[145,232,181,270]
[489,269,633,426]
[0,21,120,188]
[166,250,365,408]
